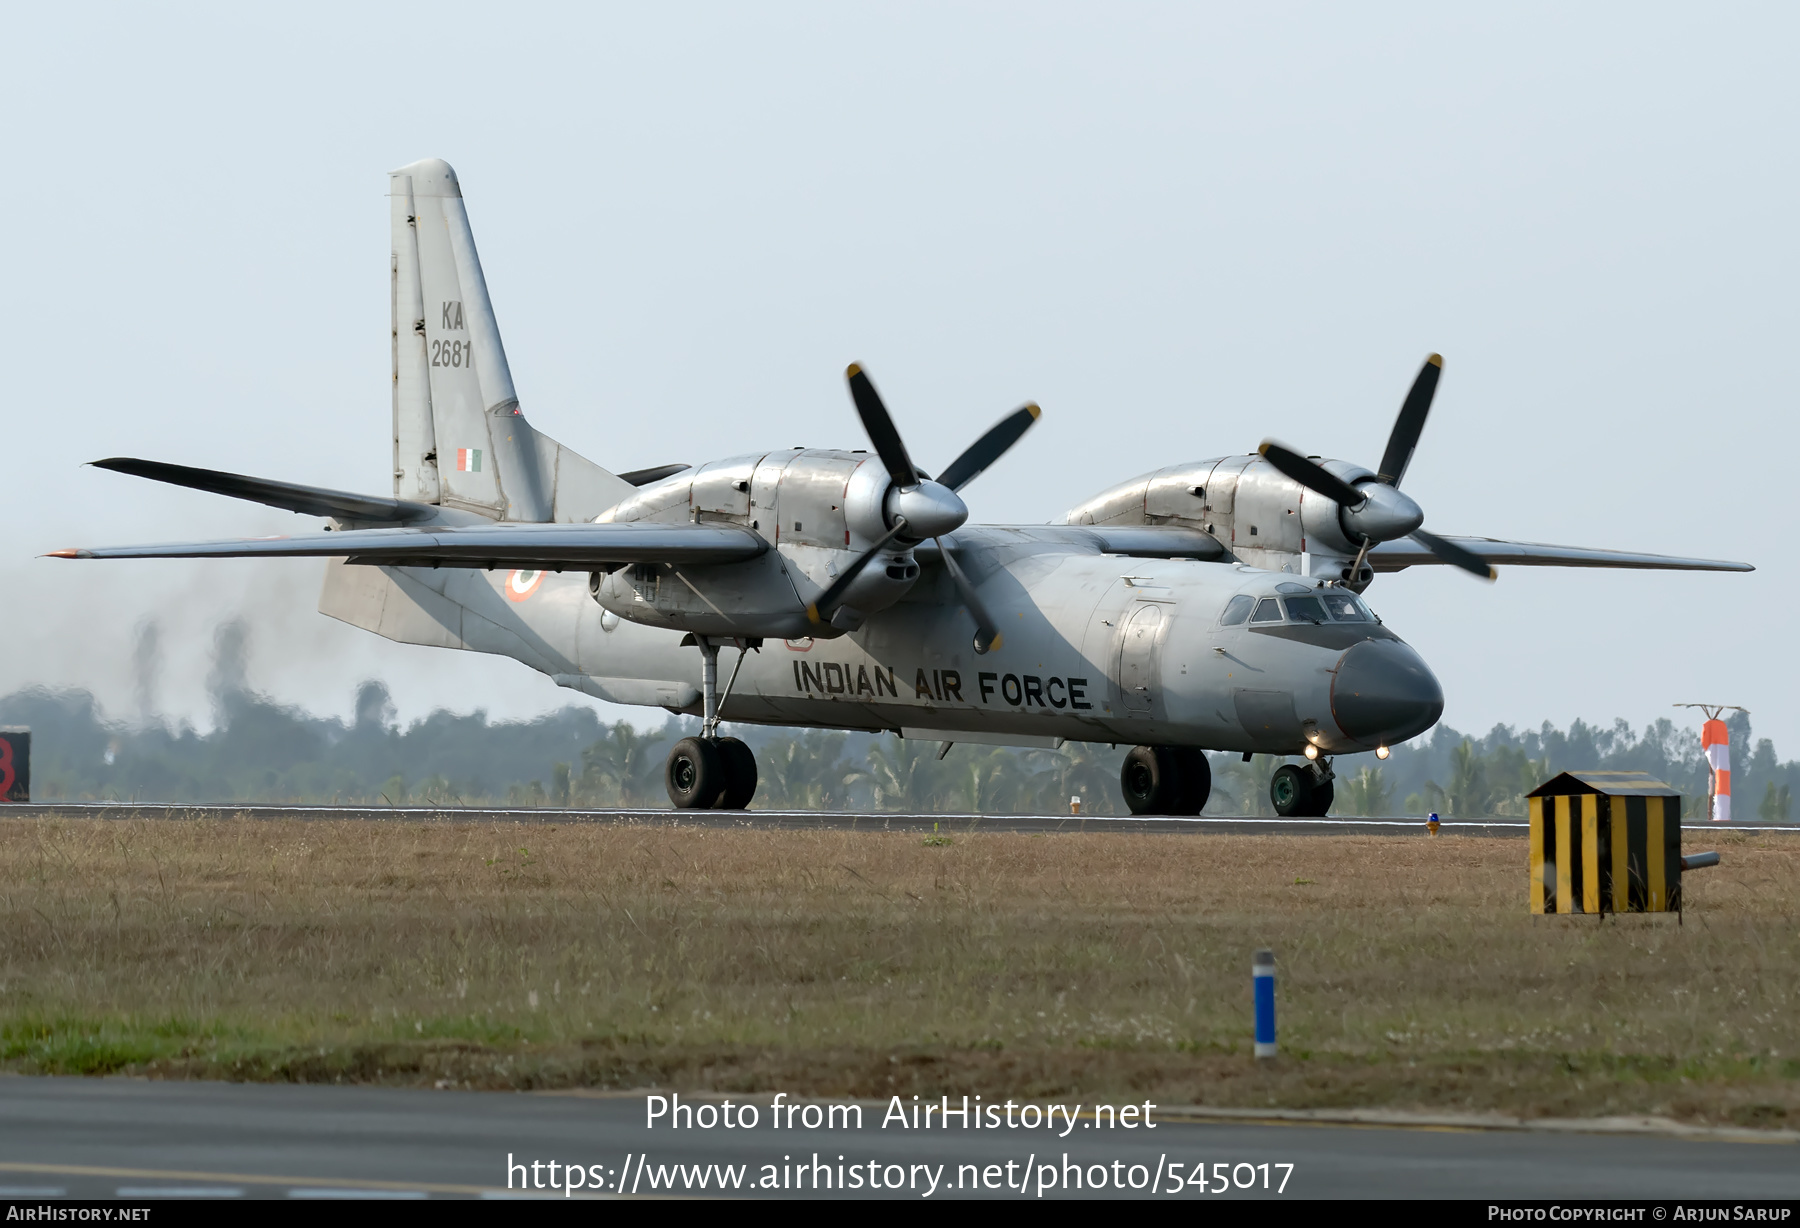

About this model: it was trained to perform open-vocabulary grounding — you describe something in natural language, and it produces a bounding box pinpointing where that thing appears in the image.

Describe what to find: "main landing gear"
[664,637,760,810]
[1269,760,1334,817]
[1118,746,1336,817]
[1119,745,1213,816]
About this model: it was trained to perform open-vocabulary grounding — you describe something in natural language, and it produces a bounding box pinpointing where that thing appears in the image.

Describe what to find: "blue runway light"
[1253,948,1276,1059]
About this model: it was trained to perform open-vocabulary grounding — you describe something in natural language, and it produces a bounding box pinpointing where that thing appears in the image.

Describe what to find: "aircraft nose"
[1331,639,1444,747]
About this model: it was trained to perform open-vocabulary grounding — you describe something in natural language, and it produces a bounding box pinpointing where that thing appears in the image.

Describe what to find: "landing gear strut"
[1270,759,1334,817]
[1119,745,1212,816]
[664,637,760,810]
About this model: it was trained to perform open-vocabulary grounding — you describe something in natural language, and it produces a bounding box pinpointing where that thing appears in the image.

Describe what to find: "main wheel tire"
[1269,763,1315,817]
[1300,780,1334,817]
[1170,747,1211,816]
[665,737,726,809]
[712,736,758,810]
[1120,745,1182,815]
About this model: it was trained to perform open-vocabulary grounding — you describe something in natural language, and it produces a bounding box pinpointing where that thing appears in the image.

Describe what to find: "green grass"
[0,817,1795,1125]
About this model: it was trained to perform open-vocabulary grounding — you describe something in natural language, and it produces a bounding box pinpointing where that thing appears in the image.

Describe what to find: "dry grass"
[0,817,1795,1126]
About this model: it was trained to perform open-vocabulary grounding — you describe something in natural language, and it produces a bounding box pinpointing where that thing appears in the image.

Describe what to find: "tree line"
[0,683,1790,819]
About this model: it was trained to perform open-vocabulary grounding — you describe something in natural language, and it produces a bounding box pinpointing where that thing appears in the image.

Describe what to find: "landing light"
[1303,744,1319,761]
[1376,745,1391,760]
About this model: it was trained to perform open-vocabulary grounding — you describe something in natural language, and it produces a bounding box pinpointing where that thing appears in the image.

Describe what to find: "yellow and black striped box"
[1526,771,1682,914]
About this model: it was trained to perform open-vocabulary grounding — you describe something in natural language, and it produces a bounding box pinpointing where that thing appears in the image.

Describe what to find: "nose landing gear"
[1119,745,1212,816]
[664,637,760,810]
[1270,759,1334,817]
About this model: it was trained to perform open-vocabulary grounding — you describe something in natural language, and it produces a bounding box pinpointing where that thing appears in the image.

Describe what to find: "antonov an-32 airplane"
[51,159,1752,817]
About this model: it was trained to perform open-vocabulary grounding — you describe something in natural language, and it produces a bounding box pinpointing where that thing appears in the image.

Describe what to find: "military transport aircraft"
[49,159,1752,817]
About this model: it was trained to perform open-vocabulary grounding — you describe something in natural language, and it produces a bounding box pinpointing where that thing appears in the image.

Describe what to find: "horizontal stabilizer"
[1369,535,1753,573]
[616,463,692,487]
[93,458,438,525]
[49,521,768,568]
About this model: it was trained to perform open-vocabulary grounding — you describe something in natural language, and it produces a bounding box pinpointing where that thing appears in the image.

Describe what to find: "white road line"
[115,1187,243,1197]
[0,1188,66,1197]
[289,1188,428,1199]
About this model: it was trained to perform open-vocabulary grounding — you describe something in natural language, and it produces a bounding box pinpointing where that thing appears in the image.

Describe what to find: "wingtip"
[44,549,89,559]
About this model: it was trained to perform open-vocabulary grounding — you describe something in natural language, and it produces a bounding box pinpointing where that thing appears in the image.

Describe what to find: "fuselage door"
[1119,602,1164,714]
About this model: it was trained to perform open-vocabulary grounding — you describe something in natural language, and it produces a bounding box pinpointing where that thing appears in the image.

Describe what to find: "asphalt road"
[0,1079,1793,1201]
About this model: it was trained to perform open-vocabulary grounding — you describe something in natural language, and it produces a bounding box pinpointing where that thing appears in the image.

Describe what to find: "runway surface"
[8,802,1800,838]
[2,802,1521,836]
[0,1078,1793,1201]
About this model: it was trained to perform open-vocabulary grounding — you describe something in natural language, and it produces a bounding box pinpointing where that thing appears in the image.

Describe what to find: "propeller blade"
[845,364,919,487]
[807,517,909,626]
[935,403,1042,493]
[1258,442,1366,507]
[1376,353,1442,487]
[937,536,1003,653]
[1411,527,1496,581]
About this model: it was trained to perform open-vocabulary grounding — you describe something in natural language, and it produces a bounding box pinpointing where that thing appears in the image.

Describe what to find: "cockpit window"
[1250,598,1283,624]
[1320,592,1369,622]
[1283,596,1326,623]
[1220,594,1254,626]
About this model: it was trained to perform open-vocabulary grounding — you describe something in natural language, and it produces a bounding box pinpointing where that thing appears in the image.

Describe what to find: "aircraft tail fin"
[390,159,634,522]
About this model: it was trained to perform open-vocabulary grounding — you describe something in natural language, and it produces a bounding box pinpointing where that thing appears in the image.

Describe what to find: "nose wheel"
[1270,761,1334,817]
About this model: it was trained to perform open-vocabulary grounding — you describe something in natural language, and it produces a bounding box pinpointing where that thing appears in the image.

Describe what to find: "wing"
[1369,535,1752,573]
[960,525,1227,559]
[48,521,768,568]
[1063,525,1227,559]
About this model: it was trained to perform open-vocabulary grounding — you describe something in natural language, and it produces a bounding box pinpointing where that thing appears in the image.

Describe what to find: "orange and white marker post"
[1702,719,1732,823]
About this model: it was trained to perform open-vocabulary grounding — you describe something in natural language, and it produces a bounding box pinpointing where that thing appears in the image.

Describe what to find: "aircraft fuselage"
[322,527,1444,756]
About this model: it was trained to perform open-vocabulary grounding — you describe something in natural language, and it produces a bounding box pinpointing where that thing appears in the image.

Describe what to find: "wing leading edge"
[1369,536,1752,573]
[47,522,768,568]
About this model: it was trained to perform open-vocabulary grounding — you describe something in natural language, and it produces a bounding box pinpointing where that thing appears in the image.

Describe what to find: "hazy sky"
[3,4,1793,750]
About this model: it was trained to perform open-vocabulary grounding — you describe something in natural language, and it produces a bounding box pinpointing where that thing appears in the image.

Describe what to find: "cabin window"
[1220,595,1254,626]
[1321,592,1369,622]
[1250,598,1283,623]
[1282,596,1327,624]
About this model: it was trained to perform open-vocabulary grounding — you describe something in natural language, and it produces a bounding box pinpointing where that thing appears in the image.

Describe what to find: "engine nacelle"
[589,448,933,639]
[592,551,817,640]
